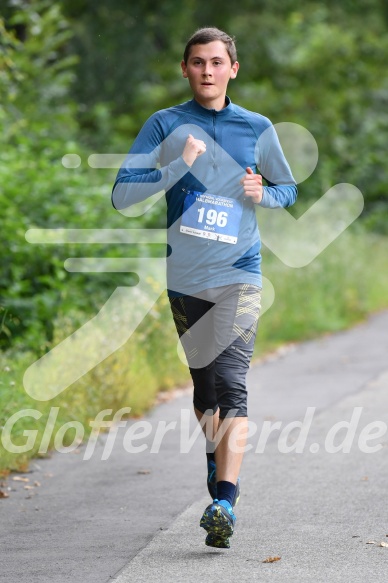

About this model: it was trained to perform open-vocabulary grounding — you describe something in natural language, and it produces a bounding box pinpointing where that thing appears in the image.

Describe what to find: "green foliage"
[1,1,387,479]
[54,0,388,227]
[258,227,388,350]
[0,5,139,351]
[1,0,387,351]
[0,289,188,476]
[231,5,388,229]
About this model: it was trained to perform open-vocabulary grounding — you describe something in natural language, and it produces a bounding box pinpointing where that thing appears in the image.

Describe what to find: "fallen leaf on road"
[137,469,151,475]
[361,476,369,481]
[12,476,29,482]
[0,490,9,498]
[34,481,41,487]
[365,540,388,547]
[262,556,281,563]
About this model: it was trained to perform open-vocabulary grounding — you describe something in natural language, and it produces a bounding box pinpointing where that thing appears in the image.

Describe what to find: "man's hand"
[240,167,263,203]
[182,134,207,167]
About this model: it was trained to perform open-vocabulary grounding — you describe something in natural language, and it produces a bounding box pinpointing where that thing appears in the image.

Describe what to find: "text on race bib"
[180,191,243,245]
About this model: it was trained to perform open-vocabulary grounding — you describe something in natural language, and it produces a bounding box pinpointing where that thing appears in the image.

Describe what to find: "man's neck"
[194,96,227,111]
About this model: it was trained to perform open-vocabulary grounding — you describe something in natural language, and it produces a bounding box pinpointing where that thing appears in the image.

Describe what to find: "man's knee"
[217,391,247,418]
[215,348,249,417]
[191,364,218,414]
[216,376,248,418]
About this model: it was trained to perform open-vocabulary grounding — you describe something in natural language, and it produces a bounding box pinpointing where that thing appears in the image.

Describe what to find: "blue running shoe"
[205,532,231,549]
[207,461,241,507]
[200,499,236,547]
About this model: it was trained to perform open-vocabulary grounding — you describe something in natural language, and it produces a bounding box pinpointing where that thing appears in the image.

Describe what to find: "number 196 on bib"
[197,207,228,228]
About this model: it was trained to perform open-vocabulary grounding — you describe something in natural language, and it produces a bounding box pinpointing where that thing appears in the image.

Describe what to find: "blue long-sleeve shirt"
[112,96,297,296]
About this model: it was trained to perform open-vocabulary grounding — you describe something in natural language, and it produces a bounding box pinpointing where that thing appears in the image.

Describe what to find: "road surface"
[1,310,388,582]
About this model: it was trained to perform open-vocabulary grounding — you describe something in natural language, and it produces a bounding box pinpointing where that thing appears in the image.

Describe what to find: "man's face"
[181,41,239,109]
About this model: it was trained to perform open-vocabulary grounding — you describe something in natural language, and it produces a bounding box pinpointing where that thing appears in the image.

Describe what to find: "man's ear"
[230,60,239,79]
[181,60,188,78]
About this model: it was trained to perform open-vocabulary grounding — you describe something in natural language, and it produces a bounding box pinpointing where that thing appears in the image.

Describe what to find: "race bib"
[180,190,243,244]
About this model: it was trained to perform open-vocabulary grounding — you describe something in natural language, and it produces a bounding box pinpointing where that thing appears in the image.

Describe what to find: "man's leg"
[214,415,248,484]
[169,295,219,486]
[194,407,246,484]
[194,406,219,446]
[213,283,261,483]
[170,286,261,548]
[199,284,261,547]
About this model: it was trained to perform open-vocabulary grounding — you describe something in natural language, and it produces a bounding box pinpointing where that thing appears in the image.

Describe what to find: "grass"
[1,226,388,477]
[257,226,388,349]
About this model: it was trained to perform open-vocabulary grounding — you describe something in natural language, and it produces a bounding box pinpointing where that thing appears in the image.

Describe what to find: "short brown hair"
[183,27,237,65]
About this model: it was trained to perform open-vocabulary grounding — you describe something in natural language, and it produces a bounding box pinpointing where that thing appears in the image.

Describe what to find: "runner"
[112,27,297,548]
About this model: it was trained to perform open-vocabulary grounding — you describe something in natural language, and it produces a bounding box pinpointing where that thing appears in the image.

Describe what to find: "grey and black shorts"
[169,283,262,418]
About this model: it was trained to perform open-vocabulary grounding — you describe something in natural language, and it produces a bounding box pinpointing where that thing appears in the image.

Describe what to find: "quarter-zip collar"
[190,95,234,118]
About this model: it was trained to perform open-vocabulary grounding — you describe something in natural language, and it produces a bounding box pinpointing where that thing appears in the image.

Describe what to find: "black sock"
[206,437,215,465]
[216,480,236,506]
[206,451,215,465]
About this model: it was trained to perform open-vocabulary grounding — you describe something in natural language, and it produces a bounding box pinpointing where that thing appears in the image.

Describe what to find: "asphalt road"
[1,310,388,583]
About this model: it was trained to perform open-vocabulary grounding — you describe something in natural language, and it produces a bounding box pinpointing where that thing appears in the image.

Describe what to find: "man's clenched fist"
[182,134,207,167]
[240,166,263,203]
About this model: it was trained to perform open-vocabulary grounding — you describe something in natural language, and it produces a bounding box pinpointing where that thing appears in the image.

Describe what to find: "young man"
[112,27,297,548]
